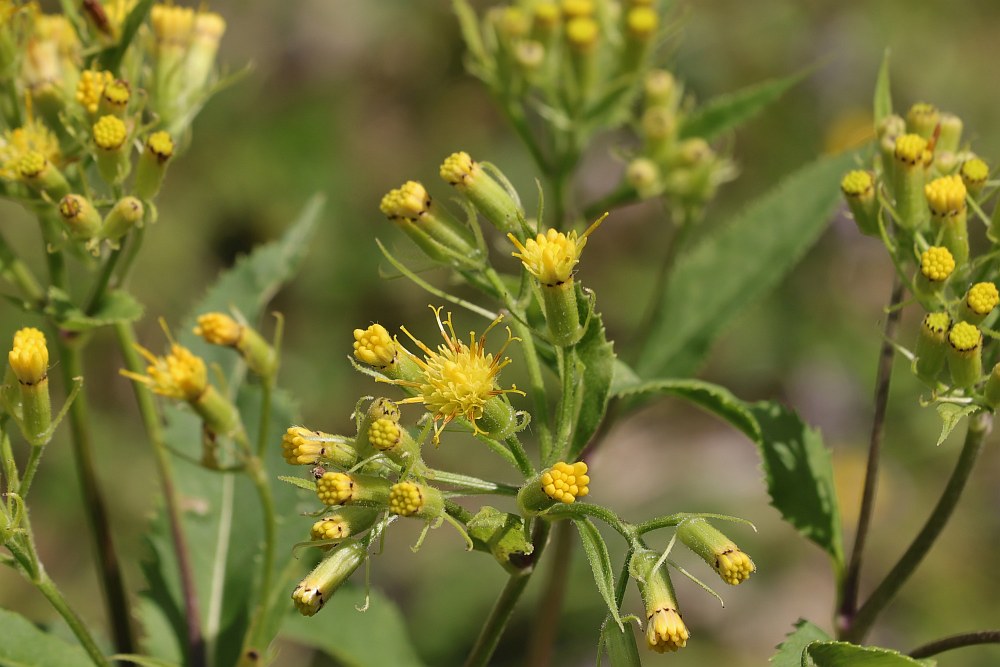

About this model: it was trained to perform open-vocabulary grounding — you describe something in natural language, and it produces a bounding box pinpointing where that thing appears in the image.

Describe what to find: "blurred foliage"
[5,1,1000,666]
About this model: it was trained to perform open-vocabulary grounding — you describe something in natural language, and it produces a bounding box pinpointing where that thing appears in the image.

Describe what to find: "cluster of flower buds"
[841,101,1000,405]
[625,69,738,213]
[0,4,226,253]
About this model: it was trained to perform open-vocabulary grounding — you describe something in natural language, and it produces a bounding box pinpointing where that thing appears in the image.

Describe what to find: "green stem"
[16,445,43,498]
[844,412,992,642]
[909,630,1000,659]
[36,569,114,667]
[504,434,535,477]
[256,377,274,458]
[836,274,904,632]
[115,322,206,667]
[0,229,44,304]
[84,246,124,315]
[464,520,552,667]
[56,333,135,658]
[237,448,278,663]
[634,513,687,535]
[526,520,573,667]
[542,502,635,541]
[552,346,576,463]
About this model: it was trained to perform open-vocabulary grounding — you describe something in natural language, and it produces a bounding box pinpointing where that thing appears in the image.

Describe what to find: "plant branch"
[115,322,205,667]
[837,273,904,630]
[527,520,573,667]
[844,411,992,642]
[463,520,551,667]
[909,630,1000,659]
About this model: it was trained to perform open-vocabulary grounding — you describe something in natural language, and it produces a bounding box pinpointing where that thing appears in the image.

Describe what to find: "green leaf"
[680,69,808,141]
[749,401,844,569]
[935,403,980,447]
[451,0,491,81]
[278,475,317,492]
[0,608,94,667]
[600,618,642,667]
[567,307,615,460]
[805,641,936,667]
[281,585,426,667]
[612,378,761,442]
[609,359,641,396]
[572,516,623,630]
[45,287,143,331]
[97,0,154,73]
[466,506,533,572]
[873,49,893,125]
[638,151,860,377]
[770,619,830,667]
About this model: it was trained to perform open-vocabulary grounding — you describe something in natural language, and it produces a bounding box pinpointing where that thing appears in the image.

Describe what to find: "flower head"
[282,427,341,466]
[541,461,589,503]
[380,181,430,221]
[9,327,48,385]
[961,158,989,191]
[0,119,61,179]
[122,342,207,401]
[949,321,981,353]
[388,481,424,517]
[841,170,874,198]
[368,417,402,452]
[920,246,955,283]
[894,133,931,167]
[194,312,242,346]
[316,471,355,506]
[924,175,966,217]
[646,607,689,653]
[967,283,999,317]
[392,306,522,443]
[508,213,607,286]
[93,114,127,150]
[146,131,175,162]
[76,69,114,114]
[353,323,398,369]
[311,516,350,542]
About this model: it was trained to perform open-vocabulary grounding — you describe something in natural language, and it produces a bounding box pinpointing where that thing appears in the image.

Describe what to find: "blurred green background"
[4,1,1000,665]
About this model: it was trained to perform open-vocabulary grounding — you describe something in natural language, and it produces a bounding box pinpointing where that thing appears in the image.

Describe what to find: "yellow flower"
[0,119,60,180]
[353,323,398,369]
[924,175,966,217]
[541,461,589,503]
[392,306,521,444]
[508,213,607,286]
[646,607,689,653]
[121,343,207,401]
[76,69,114,114]
[920,246,955,283]
[9,327,48,385]
[966,282,999,317]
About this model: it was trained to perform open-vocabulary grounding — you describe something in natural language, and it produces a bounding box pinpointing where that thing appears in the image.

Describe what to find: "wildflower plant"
[1,3,981,667]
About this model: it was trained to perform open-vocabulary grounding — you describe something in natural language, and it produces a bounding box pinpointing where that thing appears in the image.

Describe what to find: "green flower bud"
[841,170,879,236]
[676,518,755,585]
[960,283,999,325]
[905,102,939,140]
[193,311,277,377]
[98,78,130,118]
[925,175,968,269]
[947,321,982,389]
[16,151,69,200]
[915,312,950,384]
[960,157,989,198]
[630,549,689,653]
[379,180,479,265]
[315,471,391,508]
[58,194,102,240]
[891,133,931,231]
[9,328,51,445]
[291,540,366,616]
[100,196,144,245]
[916,246,954,298]
[93,115,131,185]
[281,426,357,468]
[388,481,445,520]
[135,131,174,200]
[518,461,590,515]
[936,112,963,154]
[310,507,380,544]
[440,152,523,233]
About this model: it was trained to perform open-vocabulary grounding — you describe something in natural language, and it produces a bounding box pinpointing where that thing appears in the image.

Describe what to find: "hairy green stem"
[115,322,205,667]
[36,567,114,667]
[837,274,904,631]
[844,412,992,642]
[527,520,573,667]
[56,330,135,657]
[909,630,1000,659]
[464,520,551,667]
[84,246,124,315]
[505,434,535,477]
[15,445,43,498]
[542,502,635,541]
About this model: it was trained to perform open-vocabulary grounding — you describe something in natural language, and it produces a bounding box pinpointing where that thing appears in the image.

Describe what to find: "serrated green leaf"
[805,641,936,667]
[45,287,143,331]
[873,49,893,125]
[749,401,843,569]
[0,608,94,667]
[281,585,426,667]
[935,403,979,447]
[638,151,860,377]
[610,359,640,396]
[572,516,623,630]
[612,378,761,442]
[568,307,615,460]
[770,619,830,667]
[278,475,317,492]
[680,69,808,141]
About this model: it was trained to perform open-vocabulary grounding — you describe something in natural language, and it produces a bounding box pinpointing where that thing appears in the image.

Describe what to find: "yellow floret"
[194,312,242,346]
[76,69,113,114]
[151,4,194,44]
[894,133,930,166]
[961,158,989,187]
[93,115,127,150]
[439,151,478,188]
[316,472,354,506]
[311,516,349,542]
[102,79,130,107]
[388,481,423,517]
[9,327,48,385]
[715,549,755,585]
[949,321,981,353]
[540,461,589,503]
[967,283,999,316]
[646,607,689,653]
[920,246,955,282]
[561,0,594,18]
[352,324,397,368]
[565,16,599,49]
[841,170,874,197]
[281,426,326,465]
[626,7,658,38]
[380,181,430,221]
[367,417,401,452]
[922,312,951,338]
[924,175,966,216]
[16,151,47,179]
[147,131,175,161]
